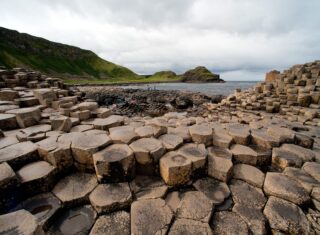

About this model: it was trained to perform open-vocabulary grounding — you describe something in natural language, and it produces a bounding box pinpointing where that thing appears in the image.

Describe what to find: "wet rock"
[109,125,139,144]
[263,196,310,234]
[169,218,213,235]
[0,209,44,235]
[230,180,267,210]
[272,147,303,170]
[52,173,98,207]
[158,133,184,150]
[193,177,230,205]
[93,144,135,182]
[130,175,168,200]
[131,198,173,235]
[6,107,41,128]
[230,144,258,165]
[189,124,213,146]
[51,115,72,132]
[48,205,96,235]
[207,147,233,182]
[302,162,320,182]
[211,211,249,235]
[233,164,265,188]
[160,151,192,186]
[233,204,267,235]
[264,172,310,205]
[89,182,132,214]
[284,167,320,193]
[89,211,130,235]
[0,141,38,169]
[0,113,18,130]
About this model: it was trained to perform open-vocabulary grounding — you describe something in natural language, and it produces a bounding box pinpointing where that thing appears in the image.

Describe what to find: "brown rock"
[233,164,265,188]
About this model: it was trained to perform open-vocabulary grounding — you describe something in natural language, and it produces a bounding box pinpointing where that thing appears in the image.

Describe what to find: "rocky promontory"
[0,61,319,235]
[181,66,223,83]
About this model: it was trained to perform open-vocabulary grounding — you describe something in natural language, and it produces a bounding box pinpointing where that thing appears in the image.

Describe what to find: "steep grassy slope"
[0,27,137,79]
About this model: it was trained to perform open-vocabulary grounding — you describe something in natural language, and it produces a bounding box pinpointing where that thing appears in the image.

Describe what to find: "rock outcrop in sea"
[0,61,319,234]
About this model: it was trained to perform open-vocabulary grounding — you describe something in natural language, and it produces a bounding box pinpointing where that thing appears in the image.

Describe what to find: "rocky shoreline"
[0,61,319,234]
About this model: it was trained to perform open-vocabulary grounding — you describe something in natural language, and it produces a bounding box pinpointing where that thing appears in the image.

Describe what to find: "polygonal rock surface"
[93,115,124,130]
[89,211,130,235]
[193,177,230,205]
[70,124,93,132]
[0,162,16,188]
[227,124,251,145]
[233,164,265,188]
[189,124,213,146]
[16,124,51,142]
[130,175,168,200]
[0,141,38,169]
[109,125,139,144]
[135,125,155,138]
[48,205,96,235]
[33,88,57,106]
[178,143,207,172]
[267,126,295,143]
[94,107,112,118]
[169,218,213,235]
[251,129,280,149]
[131,198,173,235]
[230,180,267,210]
[284,167,320,193]
[51,115,72,132]
[207,147,233,182]
[263,172,310,205]
[160,151,192,186]
[233,204,267,235]
[0,209,44,235]
[302,162,320,182]
[158,134,183,150]
[212,128,233,148]
[6,107,41,128]
[0,136,19,149]
[93,144,135,182]
[263,196,310,234]
[89,183,132,214]
[0,113,18,130]
[272,147,303,170]
[168,126,192,142]
[281,144,315,162]
[230,144,258,165]
[77,101,98,111]
[52,173,98,206]
[0,89,19,101]
[211,211,249,235]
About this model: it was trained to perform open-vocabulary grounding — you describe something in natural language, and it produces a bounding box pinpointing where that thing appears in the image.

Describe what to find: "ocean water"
[118,81,259,96]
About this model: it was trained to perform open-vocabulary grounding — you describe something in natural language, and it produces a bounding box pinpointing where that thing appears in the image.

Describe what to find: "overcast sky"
[1,0,320,80]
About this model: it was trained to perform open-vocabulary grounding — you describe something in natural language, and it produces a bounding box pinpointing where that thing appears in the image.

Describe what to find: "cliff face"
[0,27,137,79]
[181,66,223,83]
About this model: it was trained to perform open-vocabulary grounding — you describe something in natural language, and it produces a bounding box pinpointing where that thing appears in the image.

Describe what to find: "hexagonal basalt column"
[158,134,184,151]
[109,125,139,144]
[0,113,18,130]
[129,137,165,175]
[230,144,258,165]
[93,144,135,182]
[93,115,124,130]
[189,124,213,146]
[6,107,41,128]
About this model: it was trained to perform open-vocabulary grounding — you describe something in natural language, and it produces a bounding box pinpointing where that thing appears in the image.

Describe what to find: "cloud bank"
[1,0,320,80]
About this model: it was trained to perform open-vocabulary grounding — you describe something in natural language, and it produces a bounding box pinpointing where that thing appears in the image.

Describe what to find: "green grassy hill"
[0,26,137,80]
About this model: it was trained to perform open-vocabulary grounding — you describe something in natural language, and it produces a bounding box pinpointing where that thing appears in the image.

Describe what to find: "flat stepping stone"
[177,143,207,172]
[6,107,41,128]
[0,113,18,130]
[281,144,315,162]
[109,125,139,144]
[189,124,213,146]
[251,129,280,149]
[130,175,168,200]
[233,204,267,235]
[93,115,124,130]
[70,124,93,132]
[302,162,320,182]
[168,126,192,142]
[51,115,72,132]
[160,151,192,186]
[168,218,213,235]
[48,205,96,235]
[233,164,265,188]
[129,137,165,174]
[33,88,57,106]
[211,211,249,235]
[16,124,51,142]
[89,183,132,214]
[263,172,309,205]
[272,147,303,170]
[230,180,267,210]
[212,128,233,148]
[13,193,61,230]
[17,161,56,196]
[76,101,98,111]
[0,104,19,113]
[165,191,181,213]
[94,107,112,118]
[71,133,112,170]
[284,167,320,193]
[207,147,233,182]
[0,209,44,235]
[135,125,155,138]
[250,145,272,166]
[0,141,38,169]
[89,211,130,235]
[263,196,310,234]
[0,136,19,149]
[52,173,98,207]
[131,198,173,235]
[71,110,91,121]
[93,144,135,182]
[193,177,230,205]
[230,144,258,165]
[295,133,314,149]
[158,134,183,150]
[267,126,295,143]
[227,124,251,145]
